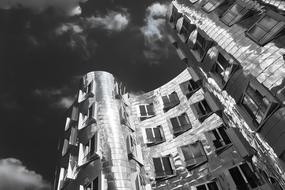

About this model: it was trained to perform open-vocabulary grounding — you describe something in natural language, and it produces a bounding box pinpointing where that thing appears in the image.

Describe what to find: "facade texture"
[54,0,285,190]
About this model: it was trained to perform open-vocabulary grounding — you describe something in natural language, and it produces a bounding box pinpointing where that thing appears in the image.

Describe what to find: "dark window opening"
[170,113,192,136]
[139,104,155,120]
[220,2,249,26]
[198,100,212,116]
[179,79,200,99]
[153,156,174,179]
[145,126,164,145]
[213,53,232,84]
[84,177,98,190]
[211,125,231,150]
[181,141,207,170]
[246,12,285,46]
[241,84,271,125]
[162,92,180,112]
[196,181,219,190]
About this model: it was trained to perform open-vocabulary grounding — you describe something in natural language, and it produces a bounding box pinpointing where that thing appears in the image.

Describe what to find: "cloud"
[84,10,130,32]
[0,0,88,16]
[33,87,75,109]
[140,3,170,64]
[54,96,74,109]
[55,23,83,36]
[0,158,50,190]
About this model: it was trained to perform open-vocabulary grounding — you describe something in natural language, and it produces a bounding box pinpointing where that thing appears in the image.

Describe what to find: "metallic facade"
[54,1,285,189]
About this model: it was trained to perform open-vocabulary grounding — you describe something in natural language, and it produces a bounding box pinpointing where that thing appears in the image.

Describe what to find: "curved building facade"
[54,1,285,189]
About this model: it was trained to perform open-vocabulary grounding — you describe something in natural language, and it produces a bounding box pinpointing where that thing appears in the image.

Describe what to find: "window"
[170,6,182,26]
[153,156,175,179]
[246,11,285,46]
[145,126,165,145]
[229,163,259,190]
[162,92,180,111]
[213,53,233,85]
[87,82,93,94]
[221,1,249,26]
[209,126,231,151]
[179,17,196,42]
[170,113,192,136]
[84,132,98,159]
[180,141,207,170]
[191,99,212,121]
[88,105,94,118]
[126,135,136,157]
[84,177,98,190]
[196,181,220,190]
[192,32,213,62]
[202,0,224,13]
[179,79,200,98]
[139,103,155,121]
[241,83,271,125]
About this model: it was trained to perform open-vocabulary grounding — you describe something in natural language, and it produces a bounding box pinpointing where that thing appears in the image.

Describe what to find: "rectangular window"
[88,105,94,118]
[170,6,182,25]
[246,11,285,45]
[145,126,164,145]
[84,132,98,158]
[210,126,231,150]
[196,181,220,190]
[139,103,155,120]
[229,163,259,190]
[180,141,207,170]
[202,0,224,13]
[126,135,136,157]
[179,18,196,42]
[170,113,192,135]
[87,82,93,93]
[84,177,98,190]
[221,2,249,26]
[196,33,206,57]
[179,79,200,99]
[241,83,271,125]
[213,53,232,84]
[153,156,174,179]
[162,92,180,111]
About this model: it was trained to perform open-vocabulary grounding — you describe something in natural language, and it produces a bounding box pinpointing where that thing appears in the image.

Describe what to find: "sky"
[0,0,185,189]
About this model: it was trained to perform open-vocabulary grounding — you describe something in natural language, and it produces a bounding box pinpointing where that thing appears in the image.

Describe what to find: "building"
[54,0,285,189]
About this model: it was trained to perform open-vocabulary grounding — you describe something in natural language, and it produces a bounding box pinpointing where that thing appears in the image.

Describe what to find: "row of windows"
[172,1,285,46]
[153,153,260,190]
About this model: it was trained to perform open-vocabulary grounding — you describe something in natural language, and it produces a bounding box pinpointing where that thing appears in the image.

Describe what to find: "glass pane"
[192,142,204,158]
[218,127,231,145]
[153,127,163,142]
[212,129,223,149]
[146,128,154,142]
[153,158,164,177]
[259,16,278,31]
[229,167,250,190]
[240,163,259,188]
[242,95,262,124]
[181,145,194,161]
[92,177,98,190]
[146,104,154,115]
[222,12,236,25]
[207,181,219,190]
[197,184,207,190]
[139,105,147,116]
[162,95,170,105]
[189,80,199,91]
[248,26,267,42]
[203,2,214,11]
[171,117,180,131]
[169,92,179,104]
[231,3,244,14]
[162,157,173,175]
[178,114,189,126]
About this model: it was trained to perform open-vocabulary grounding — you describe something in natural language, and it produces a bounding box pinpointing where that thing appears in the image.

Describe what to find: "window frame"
[152,155,176,180]
[239,80,279,130]
[138,103,155,121]
[209,125,232,152]
[201,0,225,13]
[84,177,99,190]
[144,125,165,146]
[180,141,207,171]
[195,180,221,190]
[220,1,250,26]
[179,79,200,99]
[162,91,180,112]
[228,162,260,189]
[170,113,192,136]
[246,11,285,46]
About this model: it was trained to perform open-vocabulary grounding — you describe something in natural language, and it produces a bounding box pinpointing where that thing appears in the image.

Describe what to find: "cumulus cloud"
[54,96,74,109]
[0,0,88,16]
[0,158,50,190]
[84,10,130,32]
[140,3,170,63]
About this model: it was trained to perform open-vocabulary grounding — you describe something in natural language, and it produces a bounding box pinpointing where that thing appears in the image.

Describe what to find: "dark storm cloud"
[0,158,51,190]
